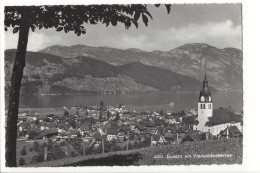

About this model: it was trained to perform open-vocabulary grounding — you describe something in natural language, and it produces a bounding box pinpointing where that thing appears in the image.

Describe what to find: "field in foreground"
[27,138,242,167]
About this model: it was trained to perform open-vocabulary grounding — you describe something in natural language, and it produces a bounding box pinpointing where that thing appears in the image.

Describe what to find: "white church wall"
[197,102,213,132]
[206,122,243,136]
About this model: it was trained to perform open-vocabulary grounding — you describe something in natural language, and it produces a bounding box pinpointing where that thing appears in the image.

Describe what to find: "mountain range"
[40,43,243,90]
[4,43,242,95]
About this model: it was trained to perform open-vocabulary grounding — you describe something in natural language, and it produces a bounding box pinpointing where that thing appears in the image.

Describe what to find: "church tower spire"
[195,71,213,132]
[203,71,208,87]
[199,71,211,102]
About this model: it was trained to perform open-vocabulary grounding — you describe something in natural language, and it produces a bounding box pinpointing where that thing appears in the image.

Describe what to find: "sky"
[4,4,242,52]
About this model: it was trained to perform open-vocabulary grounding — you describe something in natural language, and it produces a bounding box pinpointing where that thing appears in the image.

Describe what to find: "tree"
[77,131,82,138]
[100,101,104,108]
[19,157,25,165]
[47,138,53,150]
[21,146,27,156]
[28,130,38,139]
[180,110,186,117]
[33,141,39,151]
[4,4,171,166]
[107,110,110,120]
[99,100,104,120]
[64,110,69,117]
[115,111,120,121]
[133,141,139,149]
[42,142,47,148]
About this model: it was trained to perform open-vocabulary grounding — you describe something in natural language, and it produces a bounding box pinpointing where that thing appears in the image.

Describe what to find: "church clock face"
[201,96,205,101]
[209,96,211,102]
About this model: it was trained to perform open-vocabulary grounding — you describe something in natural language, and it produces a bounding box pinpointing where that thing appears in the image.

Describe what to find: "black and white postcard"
[1,0,260,172]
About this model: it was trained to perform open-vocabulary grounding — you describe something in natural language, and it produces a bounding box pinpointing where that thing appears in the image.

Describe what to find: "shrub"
[31,74,41,79]
[42,142,47,148]
[21,146,27,156]
[71,151,79,157]
[50,73,66,82]
[28,130,38,139]
[133,141,139,149]
[33,141,39,151]
[19,157,25,165]
[64,111,69,117]
[60,141,66,146]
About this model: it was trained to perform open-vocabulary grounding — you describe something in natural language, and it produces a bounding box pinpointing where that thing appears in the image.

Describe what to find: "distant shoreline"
[4,89,243,97]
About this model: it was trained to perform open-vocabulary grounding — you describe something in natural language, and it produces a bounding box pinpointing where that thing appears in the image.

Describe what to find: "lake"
[5,91,243,112]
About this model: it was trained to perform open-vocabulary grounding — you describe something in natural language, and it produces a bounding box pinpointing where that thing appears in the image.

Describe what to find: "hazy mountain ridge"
[40,43,243,90]
[5,49,208,95]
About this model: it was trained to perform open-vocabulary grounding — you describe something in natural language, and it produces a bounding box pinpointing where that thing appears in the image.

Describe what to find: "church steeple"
[203,71,208,88]
[196,71,213,133]
[199,71,211,102]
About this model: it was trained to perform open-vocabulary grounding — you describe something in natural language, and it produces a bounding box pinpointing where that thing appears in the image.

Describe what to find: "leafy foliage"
[5,5,171,36]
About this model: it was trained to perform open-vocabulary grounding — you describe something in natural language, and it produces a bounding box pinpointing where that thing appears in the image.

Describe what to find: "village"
[16,103,242,166]
[14,73,243,166]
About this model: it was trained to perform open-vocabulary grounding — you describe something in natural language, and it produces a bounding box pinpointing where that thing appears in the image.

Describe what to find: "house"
[146,127,159,135]
[151,134,166,146]
[157,126,165,134]
[164,126,175,134]
[35,128,58,139]
[68,126,74,131]
[151,134,160,146]
[117,132,125,142]
[181,133,202,143]
[18,122,30,132]
[133,126,142,134]
[44,128,58,137]
[119,126,131,134]
[219,126,242,138]
[175,126,190,141]
[164,132,176,143]
[70,130,78,138]
[106,127,119,141]
[56,132,70,140]
[181,132,213,144]
[158,134,166,143]
[94,132,103,145]
[35,131,47,139]
[83,132,94,142]
[57,126,66,133]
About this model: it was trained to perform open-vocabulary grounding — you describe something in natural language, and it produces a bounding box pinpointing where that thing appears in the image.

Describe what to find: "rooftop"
[206,108,242,126]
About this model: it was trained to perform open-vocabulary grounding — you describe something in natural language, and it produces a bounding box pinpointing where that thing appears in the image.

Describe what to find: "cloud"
[5,31,62,51]
[149,20,242,51]
[4,20,242,52]
[4,31,18,50]
[109,34,153,50]
[86,20,242,51]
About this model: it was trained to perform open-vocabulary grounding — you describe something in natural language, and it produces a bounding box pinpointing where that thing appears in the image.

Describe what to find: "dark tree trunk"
[5,9,30,167]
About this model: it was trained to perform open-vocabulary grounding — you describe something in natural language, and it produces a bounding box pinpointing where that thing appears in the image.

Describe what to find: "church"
[193,72,243,136]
